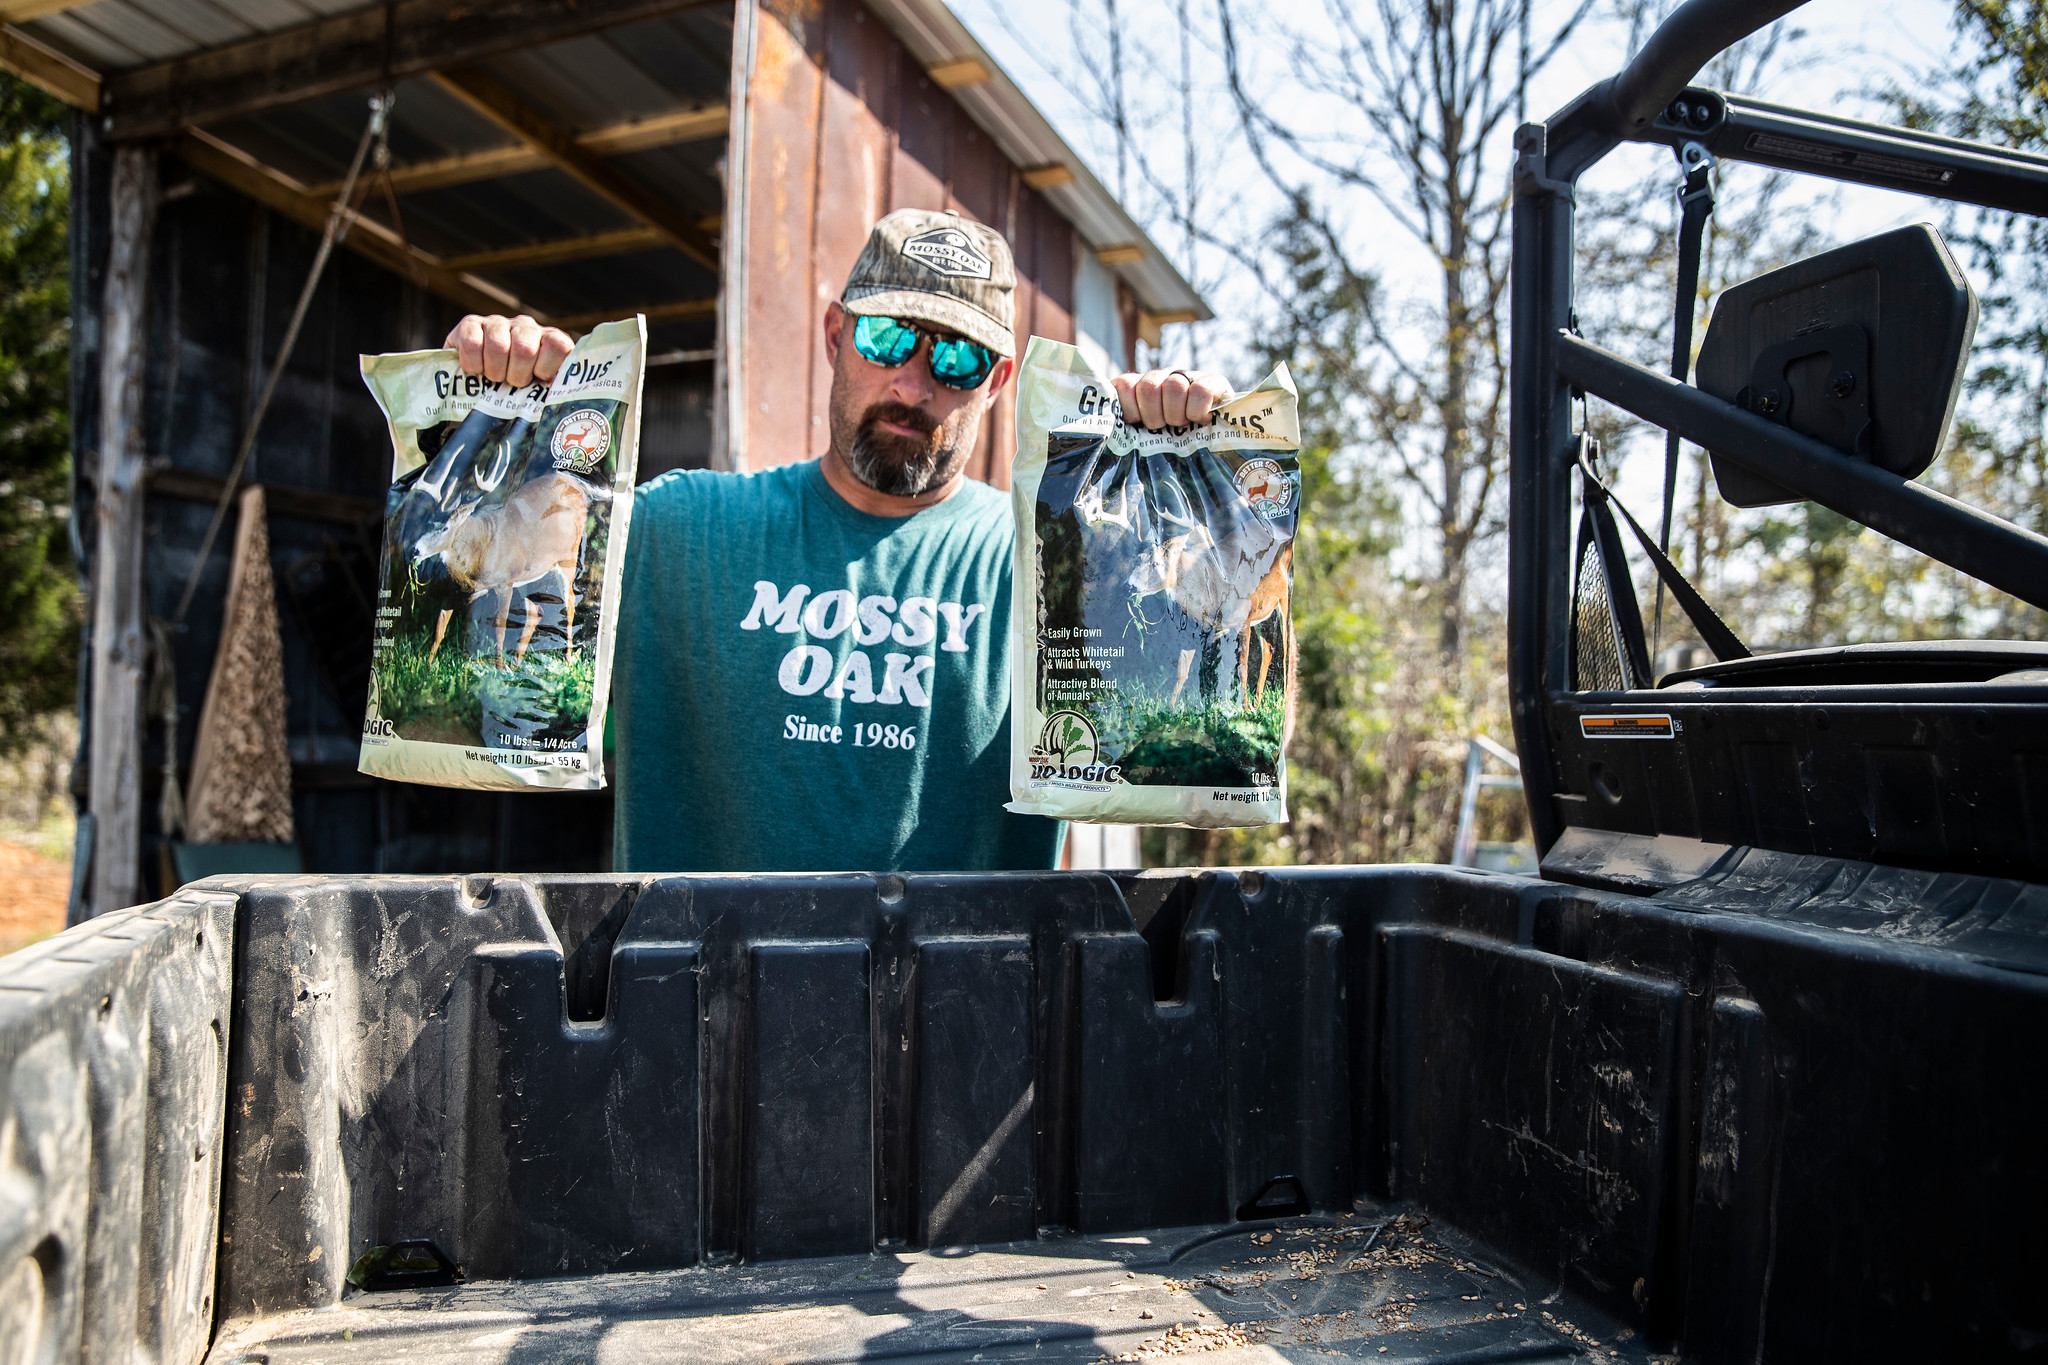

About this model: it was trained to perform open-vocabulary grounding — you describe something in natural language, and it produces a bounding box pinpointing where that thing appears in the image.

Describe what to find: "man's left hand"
[1112,368,1234,430]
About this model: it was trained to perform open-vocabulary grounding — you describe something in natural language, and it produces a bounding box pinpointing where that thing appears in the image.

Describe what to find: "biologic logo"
[551,409,612,474]
[1029,709,1123,784]
[1234,457,1297,517]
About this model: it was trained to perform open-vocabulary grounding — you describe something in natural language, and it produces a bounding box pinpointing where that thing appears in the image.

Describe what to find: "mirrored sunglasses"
[850,314,997,391]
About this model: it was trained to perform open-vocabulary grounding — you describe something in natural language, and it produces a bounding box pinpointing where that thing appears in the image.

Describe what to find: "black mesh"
[1573,533,1631,692]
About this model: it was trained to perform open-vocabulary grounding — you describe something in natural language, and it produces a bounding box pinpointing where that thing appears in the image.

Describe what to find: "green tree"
[1146,204,1526,867]
[1880,1,2048,640]
[1573,7,2044,654]
[1214,0,1595,665]
[0,72,76,753]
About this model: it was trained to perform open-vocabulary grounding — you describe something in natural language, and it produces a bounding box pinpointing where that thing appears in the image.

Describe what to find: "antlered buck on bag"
[413,471,590,666]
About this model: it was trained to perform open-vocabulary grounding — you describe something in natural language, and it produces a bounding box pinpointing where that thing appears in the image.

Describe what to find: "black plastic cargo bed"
[205,1211,1645,1364]
[5,849,2043,1362]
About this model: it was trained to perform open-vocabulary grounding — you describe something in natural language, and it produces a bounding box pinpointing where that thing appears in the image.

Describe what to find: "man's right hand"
[445,314,575,388]
[1112,368,1234,430]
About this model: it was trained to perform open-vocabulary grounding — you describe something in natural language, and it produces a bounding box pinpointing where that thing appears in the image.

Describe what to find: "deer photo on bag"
[357,318,645,790]
[1008,337,1301,828]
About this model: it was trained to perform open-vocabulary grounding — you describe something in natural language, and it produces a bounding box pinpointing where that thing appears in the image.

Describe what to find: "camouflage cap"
[840,208,1017,357]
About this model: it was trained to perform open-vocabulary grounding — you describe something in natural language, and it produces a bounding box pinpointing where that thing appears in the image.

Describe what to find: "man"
[445,208,1229,871]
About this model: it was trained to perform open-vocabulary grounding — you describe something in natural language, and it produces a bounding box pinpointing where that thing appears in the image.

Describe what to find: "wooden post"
[712,0,757,472]
[88,145,157,916]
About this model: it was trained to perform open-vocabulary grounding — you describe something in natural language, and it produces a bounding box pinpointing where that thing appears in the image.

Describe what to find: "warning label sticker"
[1580,714,1678,740]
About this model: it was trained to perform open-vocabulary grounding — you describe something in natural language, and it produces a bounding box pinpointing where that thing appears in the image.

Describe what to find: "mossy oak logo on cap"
[1029,709,1123,784]
[902,226,993,280]
[551,409,612,473]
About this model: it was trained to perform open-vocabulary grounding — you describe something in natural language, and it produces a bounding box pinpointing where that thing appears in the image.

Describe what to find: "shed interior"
[13,0,1203,901]
[56,4,743,888]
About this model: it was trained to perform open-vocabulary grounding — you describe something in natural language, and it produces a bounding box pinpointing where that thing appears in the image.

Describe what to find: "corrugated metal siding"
[204,76,508,182]
[733,0,1077,489]
[74,133,678,892]
[126,173,626,884]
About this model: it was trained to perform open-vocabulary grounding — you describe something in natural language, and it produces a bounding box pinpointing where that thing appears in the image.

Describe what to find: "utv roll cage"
[1509,0,2048,882]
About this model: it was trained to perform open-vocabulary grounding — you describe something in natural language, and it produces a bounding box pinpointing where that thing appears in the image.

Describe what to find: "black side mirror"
[1695,224,1977,507]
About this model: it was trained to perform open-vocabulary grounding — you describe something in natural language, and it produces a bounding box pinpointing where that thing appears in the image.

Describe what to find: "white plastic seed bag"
[357,317,645,790]
[1007,336,1301,827]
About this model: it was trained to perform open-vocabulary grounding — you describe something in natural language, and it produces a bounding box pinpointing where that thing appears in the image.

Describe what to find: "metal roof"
[1,0,1207,324]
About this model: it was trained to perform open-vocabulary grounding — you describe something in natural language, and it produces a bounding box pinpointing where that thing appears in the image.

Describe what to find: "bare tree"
[1577,18,1878,651]
[1062,0,1138,204]
[1213,0,1593,667]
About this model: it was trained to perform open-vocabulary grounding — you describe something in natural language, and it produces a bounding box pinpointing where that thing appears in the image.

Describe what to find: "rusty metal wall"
[734,0,1077,488]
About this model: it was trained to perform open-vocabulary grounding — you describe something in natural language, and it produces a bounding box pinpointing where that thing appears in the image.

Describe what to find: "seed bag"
[357,317,645,790]
[1008,337,1301,827]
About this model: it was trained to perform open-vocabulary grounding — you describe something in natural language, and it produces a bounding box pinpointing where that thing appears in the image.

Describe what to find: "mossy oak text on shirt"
[740,579,988,707]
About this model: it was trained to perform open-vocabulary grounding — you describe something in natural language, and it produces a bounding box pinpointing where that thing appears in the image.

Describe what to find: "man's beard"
[846,401,970,497]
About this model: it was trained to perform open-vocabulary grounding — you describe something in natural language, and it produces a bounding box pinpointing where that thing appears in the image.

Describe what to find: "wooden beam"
[926,58,990,90]
[0,0,88,23]
[552,297,715,331]
[306,104,728,198]
[440,226,665,272]
[440,216,721,272]
[326,142,543,199]
[1020,163,1074,190]
[103,0,717,141]
[584,104,729,156]
[0,23,97,109]
[1137,309,1200,347]
[149,466,378,528]
[89,145,156,916]
[431,67,720,271]
[174,130,546,322]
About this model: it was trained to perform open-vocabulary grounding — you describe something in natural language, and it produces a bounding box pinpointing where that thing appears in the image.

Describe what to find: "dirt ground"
[1,714,78,958]
[0,833,70,957]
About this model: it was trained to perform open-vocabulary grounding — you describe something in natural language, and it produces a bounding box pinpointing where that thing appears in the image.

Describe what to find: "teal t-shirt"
[612,460,1063,872]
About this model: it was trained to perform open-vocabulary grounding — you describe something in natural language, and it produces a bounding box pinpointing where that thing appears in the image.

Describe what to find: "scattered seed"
[1096,1321,1260,1361]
